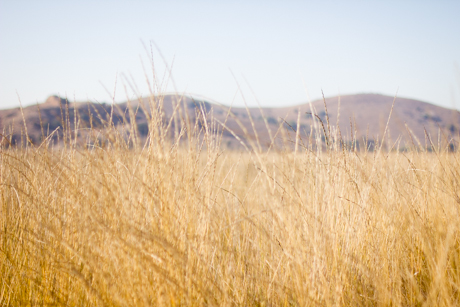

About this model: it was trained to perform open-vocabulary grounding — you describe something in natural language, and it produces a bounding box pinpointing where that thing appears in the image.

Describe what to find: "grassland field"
[2,94,460,306]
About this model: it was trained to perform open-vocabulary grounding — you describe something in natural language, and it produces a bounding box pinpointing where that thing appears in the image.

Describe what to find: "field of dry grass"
[2,93,460,306]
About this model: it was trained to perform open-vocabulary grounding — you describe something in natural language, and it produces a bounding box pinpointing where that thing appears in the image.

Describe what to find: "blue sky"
[1,0,459,109]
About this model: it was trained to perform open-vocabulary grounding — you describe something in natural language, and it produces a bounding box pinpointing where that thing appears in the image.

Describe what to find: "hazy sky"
[1,0,459,109]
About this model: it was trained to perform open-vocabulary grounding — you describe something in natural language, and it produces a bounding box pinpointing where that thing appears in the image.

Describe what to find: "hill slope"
[1,93,459,149]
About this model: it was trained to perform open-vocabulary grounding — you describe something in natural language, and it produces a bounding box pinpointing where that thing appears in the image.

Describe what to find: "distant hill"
[257,93,460,149]
[1,93,459,150]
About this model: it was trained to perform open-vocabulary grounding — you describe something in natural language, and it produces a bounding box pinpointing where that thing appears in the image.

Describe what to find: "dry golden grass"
[2,92,460,306]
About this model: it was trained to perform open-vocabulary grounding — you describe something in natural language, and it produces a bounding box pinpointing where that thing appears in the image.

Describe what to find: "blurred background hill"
[1,93,459,150]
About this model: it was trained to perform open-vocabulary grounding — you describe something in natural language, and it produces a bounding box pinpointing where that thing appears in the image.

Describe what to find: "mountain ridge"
[1,93,459,149]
